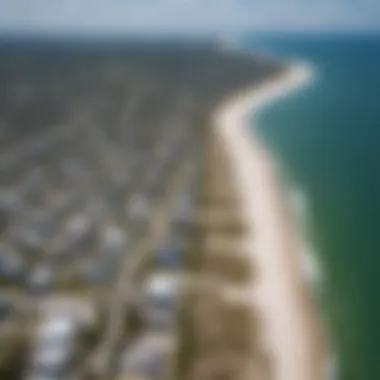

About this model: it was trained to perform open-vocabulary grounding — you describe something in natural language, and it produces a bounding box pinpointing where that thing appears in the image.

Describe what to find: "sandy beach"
[213,65,330,380]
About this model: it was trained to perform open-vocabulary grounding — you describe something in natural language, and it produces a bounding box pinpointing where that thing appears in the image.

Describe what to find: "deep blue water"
[245,33,380,380]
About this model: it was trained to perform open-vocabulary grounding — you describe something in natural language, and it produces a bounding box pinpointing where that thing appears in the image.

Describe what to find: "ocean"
[245,33,380,380]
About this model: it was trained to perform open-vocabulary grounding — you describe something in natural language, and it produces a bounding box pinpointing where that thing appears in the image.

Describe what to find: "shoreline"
[213,64,330,380]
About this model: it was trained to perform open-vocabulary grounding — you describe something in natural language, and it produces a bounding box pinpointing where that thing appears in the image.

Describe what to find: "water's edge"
[251,59,338,380]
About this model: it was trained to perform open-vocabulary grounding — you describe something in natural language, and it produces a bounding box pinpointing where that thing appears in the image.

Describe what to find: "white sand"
[213,65,330,380]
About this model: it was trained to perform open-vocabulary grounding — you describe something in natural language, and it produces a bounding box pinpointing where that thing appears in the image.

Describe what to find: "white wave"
[288,186,323,288]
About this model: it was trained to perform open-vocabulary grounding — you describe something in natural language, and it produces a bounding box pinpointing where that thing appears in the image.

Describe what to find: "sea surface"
[245,33,380,380]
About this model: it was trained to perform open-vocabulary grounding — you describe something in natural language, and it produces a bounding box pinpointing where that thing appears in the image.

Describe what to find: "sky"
[0,0,379,35]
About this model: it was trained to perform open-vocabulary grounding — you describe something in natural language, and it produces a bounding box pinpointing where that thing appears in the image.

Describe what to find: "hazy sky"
[0,0,379,34]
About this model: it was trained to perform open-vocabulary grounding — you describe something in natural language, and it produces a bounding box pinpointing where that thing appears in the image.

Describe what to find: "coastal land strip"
[0,39,329,380]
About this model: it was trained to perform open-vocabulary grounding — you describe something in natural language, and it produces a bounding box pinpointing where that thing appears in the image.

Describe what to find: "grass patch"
[201,253,252,283]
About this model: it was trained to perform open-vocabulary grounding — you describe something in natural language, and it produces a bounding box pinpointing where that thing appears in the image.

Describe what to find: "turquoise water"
[245,33,380,380]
